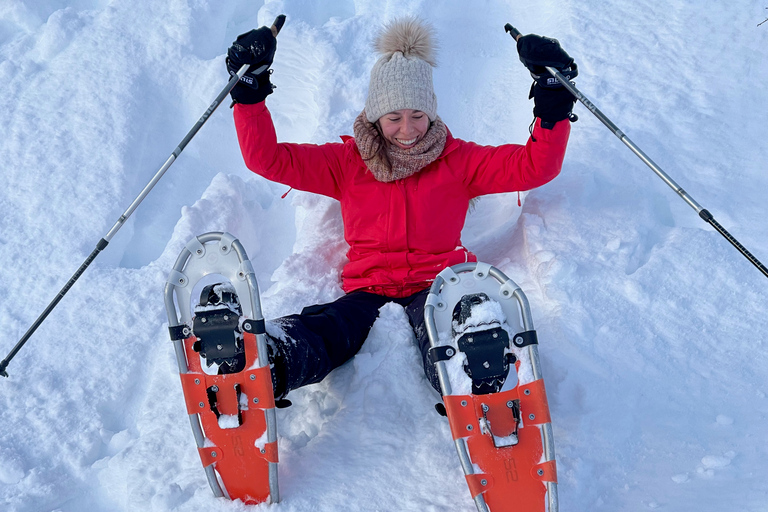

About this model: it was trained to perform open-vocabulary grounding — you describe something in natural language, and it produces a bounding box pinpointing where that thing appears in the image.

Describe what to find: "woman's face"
[377,109,430,149]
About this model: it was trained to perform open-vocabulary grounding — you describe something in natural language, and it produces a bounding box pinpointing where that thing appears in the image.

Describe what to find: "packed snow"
[2,1,768,511]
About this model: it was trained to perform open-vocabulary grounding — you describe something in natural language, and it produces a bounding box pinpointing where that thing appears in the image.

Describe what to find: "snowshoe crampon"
[164,232,278,504]
[426,262,557,512]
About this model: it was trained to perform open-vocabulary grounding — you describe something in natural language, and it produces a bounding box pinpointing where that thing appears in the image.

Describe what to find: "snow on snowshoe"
[425,262,557,512]
[164,232,278,504]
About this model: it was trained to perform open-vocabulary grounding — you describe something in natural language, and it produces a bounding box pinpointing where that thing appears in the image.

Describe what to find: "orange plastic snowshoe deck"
[179,330,276,504]
[444,372,556,511]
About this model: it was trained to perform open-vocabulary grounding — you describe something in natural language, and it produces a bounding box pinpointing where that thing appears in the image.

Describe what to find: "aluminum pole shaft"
[544,65,768,280]
[0,64,250,378]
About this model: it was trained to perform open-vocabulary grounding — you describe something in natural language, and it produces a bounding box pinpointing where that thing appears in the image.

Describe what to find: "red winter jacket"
[234,102,570,298]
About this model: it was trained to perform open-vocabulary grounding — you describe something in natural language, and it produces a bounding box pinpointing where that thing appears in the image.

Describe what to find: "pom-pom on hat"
[365,17,438,123]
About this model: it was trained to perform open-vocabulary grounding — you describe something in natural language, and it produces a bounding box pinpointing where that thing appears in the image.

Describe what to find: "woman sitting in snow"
[226,17,577,401]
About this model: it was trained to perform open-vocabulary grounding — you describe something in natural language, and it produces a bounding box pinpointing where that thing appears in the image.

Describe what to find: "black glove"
[516,34,578,87]
[226,26,277,104]
[517,34,578,128]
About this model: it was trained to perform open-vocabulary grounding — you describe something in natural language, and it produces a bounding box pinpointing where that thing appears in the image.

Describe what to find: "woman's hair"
[365,120,391,169]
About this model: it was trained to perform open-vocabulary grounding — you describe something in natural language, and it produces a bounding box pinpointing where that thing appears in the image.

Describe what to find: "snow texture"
[1,1,768,511]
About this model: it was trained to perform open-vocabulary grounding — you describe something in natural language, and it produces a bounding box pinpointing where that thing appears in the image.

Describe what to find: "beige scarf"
[353,110,447,183]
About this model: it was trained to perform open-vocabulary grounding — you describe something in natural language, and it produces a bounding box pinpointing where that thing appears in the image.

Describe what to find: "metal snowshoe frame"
[164,232,278,502]
[424,262,557,512]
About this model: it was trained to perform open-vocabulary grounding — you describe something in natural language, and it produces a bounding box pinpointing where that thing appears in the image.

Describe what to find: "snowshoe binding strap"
[192,282,246,374]
[512,330,538,348]
[451,293,512,395]
[457,327,511,395]
[427,345,457,364]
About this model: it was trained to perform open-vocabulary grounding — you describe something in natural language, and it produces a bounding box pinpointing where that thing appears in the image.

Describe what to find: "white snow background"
[1,0,768,510]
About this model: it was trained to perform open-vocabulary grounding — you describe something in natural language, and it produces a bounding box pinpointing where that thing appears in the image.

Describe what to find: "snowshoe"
[164,232,278,504]
[425,262,557,512]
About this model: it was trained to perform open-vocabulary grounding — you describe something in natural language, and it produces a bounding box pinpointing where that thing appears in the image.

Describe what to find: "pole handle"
[504,23,523,41]
[271,15,286,37]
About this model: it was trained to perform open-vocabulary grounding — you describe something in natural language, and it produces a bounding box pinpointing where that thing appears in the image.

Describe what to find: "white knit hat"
[365,17,438,123]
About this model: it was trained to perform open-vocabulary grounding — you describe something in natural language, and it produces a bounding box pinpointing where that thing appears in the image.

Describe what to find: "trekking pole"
[505,23,768,281]
[0,16,287,378]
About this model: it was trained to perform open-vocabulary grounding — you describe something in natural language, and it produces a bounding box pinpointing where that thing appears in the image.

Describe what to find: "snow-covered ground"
[2,0,768,510]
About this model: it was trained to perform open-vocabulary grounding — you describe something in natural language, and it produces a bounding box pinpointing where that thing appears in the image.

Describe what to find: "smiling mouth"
[396,137,418,147]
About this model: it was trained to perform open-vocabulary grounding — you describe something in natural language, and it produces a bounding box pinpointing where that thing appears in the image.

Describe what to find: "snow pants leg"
[267,288,441,398]
[401,290,442,393]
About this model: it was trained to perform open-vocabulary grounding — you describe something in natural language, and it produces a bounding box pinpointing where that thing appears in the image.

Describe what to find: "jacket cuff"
[532,117,570,138]
[233,101,268,120]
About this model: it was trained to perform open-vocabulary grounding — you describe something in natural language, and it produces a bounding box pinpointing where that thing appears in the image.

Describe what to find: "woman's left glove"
[517,34,578,128]
[226,26,277,104]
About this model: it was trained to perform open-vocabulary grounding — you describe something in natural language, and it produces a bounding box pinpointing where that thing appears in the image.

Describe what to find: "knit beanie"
[365,17,438,123]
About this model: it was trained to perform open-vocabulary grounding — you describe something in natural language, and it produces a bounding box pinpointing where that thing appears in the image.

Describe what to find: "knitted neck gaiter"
[353,110,447,183]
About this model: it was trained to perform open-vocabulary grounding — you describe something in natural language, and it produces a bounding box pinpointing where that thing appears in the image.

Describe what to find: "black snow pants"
[267,289,440,398]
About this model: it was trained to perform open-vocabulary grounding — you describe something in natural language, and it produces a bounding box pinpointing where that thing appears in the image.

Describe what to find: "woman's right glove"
[516,34,578,128]
[226,26,277,105]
